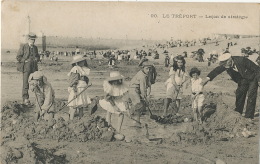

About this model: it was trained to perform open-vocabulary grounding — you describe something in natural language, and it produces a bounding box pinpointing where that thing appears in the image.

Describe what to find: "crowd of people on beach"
[154,37,218,49]
[16,32,260,137]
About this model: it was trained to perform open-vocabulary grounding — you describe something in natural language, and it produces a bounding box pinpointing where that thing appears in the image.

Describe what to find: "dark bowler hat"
[27,32,37,39]
[189,67,201,77]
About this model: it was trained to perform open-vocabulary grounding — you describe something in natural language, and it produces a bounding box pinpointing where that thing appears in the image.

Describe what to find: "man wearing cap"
[129,61,152,126]
[16,33,40,105]
[203,53,260,119]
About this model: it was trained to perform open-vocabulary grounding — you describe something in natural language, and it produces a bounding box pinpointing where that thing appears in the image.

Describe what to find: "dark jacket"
[207,56,260,83]
[148,65,157,85]
[16,43,40,72]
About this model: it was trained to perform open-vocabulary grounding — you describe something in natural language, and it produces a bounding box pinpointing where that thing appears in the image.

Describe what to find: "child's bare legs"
[197,106,203,124]
[69,107,76,120]
[163,98,172,116]
[132,106,141,127]
[130,102,142,127]
[78,107,84,119]
[176,99,181,114]
[192,108,198,122]
[106,111,112,125]
[117,113,124,133]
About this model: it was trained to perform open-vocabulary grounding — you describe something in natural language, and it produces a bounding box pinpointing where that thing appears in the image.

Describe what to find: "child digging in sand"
[28,71,55,122]
[99,71,129,134]
[164,55,188,116]
[129,61,153,127]
[67,55,91,120]
[189,67,205,124]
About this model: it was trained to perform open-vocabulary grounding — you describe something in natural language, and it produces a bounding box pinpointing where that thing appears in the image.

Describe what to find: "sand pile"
[1,136,68,164]
[1,101,118,163]
[168,102,257,145]
[1,101,116,144]
[145,92,258,145]
[1,101,27,119]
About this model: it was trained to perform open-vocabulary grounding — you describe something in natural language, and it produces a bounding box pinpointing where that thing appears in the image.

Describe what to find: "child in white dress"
[99,71,129,133]
[67,55,91,120]
[164,55,188,116]
[189,67,205,124]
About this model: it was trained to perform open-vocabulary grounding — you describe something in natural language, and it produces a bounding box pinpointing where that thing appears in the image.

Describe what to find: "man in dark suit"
[203,53,260,119]
[16,33,40,105]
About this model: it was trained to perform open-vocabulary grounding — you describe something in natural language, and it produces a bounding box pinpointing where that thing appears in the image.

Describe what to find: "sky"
[1,1,259,49]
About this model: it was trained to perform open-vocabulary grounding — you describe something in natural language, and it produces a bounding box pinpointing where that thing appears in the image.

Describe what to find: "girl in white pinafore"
[189,67,205,124]
[164,55,188,116]
[99,71,129,133]
[67,55,91,120]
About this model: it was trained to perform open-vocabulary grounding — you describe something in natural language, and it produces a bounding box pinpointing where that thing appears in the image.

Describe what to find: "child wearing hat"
[67,55,91,120]
[28,71,55,122]
[138,59,157,98]
[189,67,205,124]
[129,61,152,127]
[99,71,129,133]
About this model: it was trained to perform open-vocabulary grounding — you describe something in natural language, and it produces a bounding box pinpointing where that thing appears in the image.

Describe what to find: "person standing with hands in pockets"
[16,33,40,105]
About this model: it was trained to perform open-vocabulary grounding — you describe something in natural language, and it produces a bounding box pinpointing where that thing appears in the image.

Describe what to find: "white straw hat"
[30,71,43,80]
[218,53,231,62]
[28,71,47,83]
[107,71,124,81]
[71,55,87,64]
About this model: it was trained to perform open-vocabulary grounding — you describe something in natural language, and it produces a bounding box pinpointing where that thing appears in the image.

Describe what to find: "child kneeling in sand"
[189,67,205,124]
[28,71,55,122]
[99,71,129,133]
[67,55,92,120]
